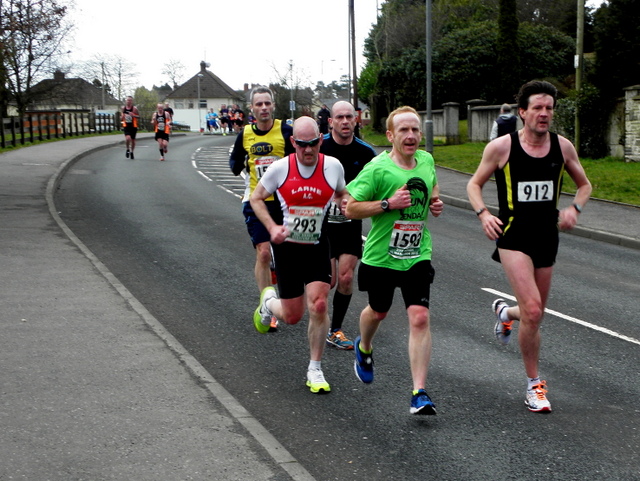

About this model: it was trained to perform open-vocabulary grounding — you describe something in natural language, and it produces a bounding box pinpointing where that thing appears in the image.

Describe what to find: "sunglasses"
[294,137,321,148]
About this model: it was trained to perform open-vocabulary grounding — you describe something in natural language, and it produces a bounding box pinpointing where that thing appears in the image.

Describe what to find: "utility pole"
[100,62,106,110]
[425,0,433,153]
[289,60,295,122]
[349,0,358,108]
[575,0,585,155]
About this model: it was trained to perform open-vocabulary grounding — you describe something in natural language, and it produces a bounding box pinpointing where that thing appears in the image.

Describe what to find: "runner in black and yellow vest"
[229,86,294,331]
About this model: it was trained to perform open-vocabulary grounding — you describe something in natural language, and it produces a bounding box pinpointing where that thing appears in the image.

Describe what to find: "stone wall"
[624,85,640,162]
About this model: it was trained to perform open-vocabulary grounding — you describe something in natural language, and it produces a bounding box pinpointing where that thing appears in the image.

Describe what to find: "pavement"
[1,134,638,480]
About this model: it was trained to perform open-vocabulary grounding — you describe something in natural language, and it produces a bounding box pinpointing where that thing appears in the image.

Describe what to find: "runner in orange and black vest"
[122,96,140,159]
[151,103,171,161]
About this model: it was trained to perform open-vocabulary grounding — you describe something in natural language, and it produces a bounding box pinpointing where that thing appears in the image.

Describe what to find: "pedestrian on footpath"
[490,103,517,141]
[320,101,376,350]
[346,106,444,415]
[250,116,348,394]
[467,80,592,413]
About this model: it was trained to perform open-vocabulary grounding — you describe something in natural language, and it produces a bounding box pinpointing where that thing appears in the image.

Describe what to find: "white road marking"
[482,287,640,346]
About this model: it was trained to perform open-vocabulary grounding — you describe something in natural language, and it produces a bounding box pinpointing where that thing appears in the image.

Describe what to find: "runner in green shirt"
[346,106,444,415]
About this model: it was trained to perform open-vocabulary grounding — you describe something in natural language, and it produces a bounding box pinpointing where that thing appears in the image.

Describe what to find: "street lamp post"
[424,0,434,153]
[197,73,204,133]
[289,60,295,122]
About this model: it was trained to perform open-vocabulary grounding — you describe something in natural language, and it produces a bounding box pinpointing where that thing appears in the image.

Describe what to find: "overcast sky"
[66,0,381,93]
[66,0,605,96]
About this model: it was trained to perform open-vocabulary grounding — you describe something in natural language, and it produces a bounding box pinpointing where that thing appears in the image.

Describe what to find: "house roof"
[29,71,121,109]
[166,62,241,101]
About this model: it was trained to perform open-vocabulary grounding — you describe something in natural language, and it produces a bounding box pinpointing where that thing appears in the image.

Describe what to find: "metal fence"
[0,112,118,149]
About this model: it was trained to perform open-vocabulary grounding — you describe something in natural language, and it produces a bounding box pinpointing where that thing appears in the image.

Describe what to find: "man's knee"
[337,269,354,289]
[255,242,271,266]
[408,306,430,330]
[521,300,544,325]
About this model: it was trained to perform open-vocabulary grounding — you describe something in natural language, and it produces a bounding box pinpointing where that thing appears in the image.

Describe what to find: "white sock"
[528,377,541,390]
[265,298,274,315]
[308,360,321,371]
[499,305,510,322]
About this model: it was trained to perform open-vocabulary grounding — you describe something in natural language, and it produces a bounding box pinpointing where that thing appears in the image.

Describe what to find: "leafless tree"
[0,0,73,116]
[162,59,185,89]
[73,54,139,101]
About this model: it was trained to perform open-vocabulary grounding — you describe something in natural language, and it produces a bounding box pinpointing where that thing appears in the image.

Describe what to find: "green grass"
[562,156,640,205]
[362,126,639,206]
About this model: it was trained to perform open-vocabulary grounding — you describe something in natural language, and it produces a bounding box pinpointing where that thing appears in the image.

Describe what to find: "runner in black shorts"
[358,260,434,313]
[151,103,171,161]
[250,116,349,394]
[467,80,592,413]
[321,101,376,350]
[346,106,444,415]
[272,235,331,299]
[121,96,140,159]
[493,218,559,268]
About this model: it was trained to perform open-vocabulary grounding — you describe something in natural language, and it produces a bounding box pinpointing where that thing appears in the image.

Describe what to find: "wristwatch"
[572,203,583,214]
[381,199,391,212]
[475,207,487,216]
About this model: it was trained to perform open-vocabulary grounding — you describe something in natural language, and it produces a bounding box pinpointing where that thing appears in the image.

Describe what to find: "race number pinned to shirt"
[288,206,324,244]
[255,157,278,180]
[517,181,553,202]
[327,200,350,224]
[388,220,424,259]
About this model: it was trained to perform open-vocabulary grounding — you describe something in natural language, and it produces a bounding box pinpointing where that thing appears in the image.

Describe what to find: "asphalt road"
[55,134,640,481]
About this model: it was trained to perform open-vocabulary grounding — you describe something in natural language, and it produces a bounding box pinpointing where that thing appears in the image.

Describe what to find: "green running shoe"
[306,369,331,394]
[253,286,277,334]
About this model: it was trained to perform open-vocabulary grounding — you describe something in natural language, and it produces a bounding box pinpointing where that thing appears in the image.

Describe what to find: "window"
[199,99,207,109]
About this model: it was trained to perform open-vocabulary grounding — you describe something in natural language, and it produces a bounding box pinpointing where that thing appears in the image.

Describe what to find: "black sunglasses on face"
[294,137,321,148]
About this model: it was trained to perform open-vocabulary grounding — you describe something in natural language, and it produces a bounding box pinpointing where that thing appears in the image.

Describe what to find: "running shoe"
[354,336,374,383]
[492,298,514,345]
[160,156,165,161]
[306,369,331,394]
[253,286,277,334]
[130,152,134,160]
[326,330,354,350]
[525,381,552,412]
[126,150,130,158]
[410,389,437,415]
[268,316,279,332]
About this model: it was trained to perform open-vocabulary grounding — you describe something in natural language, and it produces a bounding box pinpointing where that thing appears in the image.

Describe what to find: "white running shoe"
[525,381,552,413]
[492,298,514,345]
[306,369,331,394]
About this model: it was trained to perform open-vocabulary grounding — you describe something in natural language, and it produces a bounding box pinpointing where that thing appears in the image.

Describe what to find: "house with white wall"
[164,61,242,132]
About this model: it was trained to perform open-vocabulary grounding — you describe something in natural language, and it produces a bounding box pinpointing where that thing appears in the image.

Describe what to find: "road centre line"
[482,287,640,346]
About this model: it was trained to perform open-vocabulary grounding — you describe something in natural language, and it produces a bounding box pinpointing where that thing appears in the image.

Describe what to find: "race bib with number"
[327,201,349,223]
[288,206,324,244]
[157,121,165,130]
[254,156,278,180]
[124,113,132,123]
[388,220,424,259]
[517,180,553,202]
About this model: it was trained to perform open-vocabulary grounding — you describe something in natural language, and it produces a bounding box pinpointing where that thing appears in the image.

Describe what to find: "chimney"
[200,61,207,73]
[53,70,65,81]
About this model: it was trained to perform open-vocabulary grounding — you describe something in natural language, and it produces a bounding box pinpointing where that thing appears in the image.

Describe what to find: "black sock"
[331,291,352,331]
